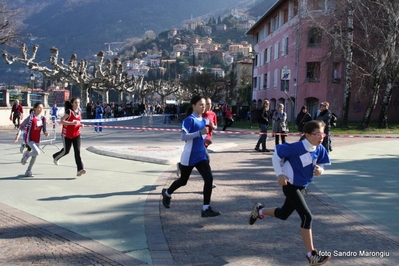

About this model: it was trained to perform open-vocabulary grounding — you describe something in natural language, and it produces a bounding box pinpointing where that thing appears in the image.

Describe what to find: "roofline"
[245,0,282,36]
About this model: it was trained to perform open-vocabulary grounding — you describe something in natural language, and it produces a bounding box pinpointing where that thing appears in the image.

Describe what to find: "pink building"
[246,0,399,123]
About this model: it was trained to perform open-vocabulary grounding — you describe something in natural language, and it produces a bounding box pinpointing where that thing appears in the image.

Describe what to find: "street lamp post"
[30,73,35,89]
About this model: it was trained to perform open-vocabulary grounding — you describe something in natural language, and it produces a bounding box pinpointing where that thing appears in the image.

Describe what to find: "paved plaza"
[0,121,398,265]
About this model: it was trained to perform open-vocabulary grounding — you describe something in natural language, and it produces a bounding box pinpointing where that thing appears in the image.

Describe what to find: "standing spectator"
[50,103,59,128]
[94,102,104,133]
[11,99,23,129]
[53,98,86,177]
[222,103,227,118]
[248,120,331,266]
[85,102,92,119]
[163,105,171,124]
[254,100,271,152]
[106,104,112,118]
[162,96,221,217]
[272,103,288,145]
[222,106,234,131]
[296,106,312,134]
[14,102,49,177]
[316,102,332,152]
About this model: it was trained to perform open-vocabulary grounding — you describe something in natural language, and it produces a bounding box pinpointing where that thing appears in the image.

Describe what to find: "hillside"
[14,0,250,60]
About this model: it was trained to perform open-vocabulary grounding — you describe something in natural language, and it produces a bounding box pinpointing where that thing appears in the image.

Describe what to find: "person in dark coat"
[296,106,312,133]
[254,100,271,152]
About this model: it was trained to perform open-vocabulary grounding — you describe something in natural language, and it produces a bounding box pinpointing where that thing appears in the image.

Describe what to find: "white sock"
[258,209,263,216]
[202,204,210,211]
[307,251,313,257]
[165,190,171,197]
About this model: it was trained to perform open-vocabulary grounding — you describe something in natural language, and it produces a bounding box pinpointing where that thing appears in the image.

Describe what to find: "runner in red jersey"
[14,102,49,177]
[202,97,218,148]
[53,98,86,176]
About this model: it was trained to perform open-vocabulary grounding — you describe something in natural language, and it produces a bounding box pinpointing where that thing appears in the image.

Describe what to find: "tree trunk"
[79,85,89,110]
[377,81,394,128]
[342,0,354,127]
[377,9,398,128]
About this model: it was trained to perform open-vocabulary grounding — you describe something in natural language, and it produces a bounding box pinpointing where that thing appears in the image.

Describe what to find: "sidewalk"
[0,127,398,265]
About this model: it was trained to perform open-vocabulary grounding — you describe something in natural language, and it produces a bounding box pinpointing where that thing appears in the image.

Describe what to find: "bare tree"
[306,0,399,128]
[2,44,146,108]
[0,1,20,46]
[152,79,182,104]
[181,72,226,102]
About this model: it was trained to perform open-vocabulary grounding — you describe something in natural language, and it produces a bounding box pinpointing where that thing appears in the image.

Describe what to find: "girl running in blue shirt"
[249,120,331,265]
[161,96,221,217]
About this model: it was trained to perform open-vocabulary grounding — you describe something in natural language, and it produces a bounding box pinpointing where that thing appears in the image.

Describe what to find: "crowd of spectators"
[84,101,184,121]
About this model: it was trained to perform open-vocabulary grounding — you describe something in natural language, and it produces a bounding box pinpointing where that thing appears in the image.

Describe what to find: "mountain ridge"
[12,0,254,59]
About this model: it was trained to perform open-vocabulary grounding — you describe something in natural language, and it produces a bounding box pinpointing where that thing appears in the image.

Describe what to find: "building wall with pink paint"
[247,0,399,123]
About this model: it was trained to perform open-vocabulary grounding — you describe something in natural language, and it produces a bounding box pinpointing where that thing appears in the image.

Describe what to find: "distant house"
[211,68,225,79]
[216,24,227,31]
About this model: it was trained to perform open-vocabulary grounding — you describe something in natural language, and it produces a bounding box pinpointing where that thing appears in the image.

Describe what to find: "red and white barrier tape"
[83,125,399,139]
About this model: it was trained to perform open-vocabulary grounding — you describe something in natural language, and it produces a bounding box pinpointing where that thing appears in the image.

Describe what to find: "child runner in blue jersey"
[249,120,331,266]
[161,96,221,217]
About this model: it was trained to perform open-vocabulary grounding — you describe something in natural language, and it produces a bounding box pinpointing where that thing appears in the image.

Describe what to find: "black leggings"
[274,183,313,229]
[168,160,213,205]
[53,135,84,171]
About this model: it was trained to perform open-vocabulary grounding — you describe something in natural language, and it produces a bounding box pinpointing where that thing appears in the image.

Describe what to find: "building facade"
[246,0,399,123]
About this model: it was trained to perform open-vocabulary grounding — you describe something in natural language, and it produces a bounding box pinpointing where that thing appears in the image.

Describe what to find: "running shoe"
[77,169,86,176]
[201,206,221,217]
[307,250,331,266]
[21,152,29,165]
[249,202,264,225]
[53,158,59,166]
[162,189,171,208]
[25,170,34,177]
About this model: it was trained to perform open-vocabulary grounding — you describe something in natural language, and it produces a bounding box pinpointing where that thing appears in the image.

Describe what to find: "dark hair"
[301,105,307,111]
[185,95,203,116]
[33,102,43,108]
[65,97,80,113]
[299,120,325,141]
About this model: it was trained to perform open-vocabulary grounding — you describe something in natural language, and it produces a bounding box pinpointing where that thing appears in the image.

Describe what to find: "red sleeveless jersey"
[62,109,81,139]
[25,115,46,143]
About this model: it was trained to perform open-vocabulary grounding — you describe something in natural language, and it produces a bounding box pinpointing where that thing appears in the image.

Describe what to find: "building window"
[308,27,322,47]
[274,42,279,60]
[283,8,289,23]
[254,32,259,44]
[306,62,321,82]
[274,69,278,88]
[271,15,279,32]
[252,77,257,90]
[259,26,266,40]
[282,37,288,56]
[332,62,342,83]
[264,73,268,89]
[281,80,289,91]
[308,0,324,10]
[267,71,271,89]
[266,47,271,63]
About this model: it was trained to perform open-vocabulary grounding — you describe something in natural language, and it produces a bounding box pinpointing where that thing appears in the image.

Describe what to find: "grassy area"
[230,120,399,135]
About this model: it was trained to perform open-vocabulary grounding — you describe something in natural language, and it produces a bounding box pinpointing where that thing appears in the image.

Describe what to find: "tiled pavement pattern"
[0,204,146,266]
[158,140,399,266]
